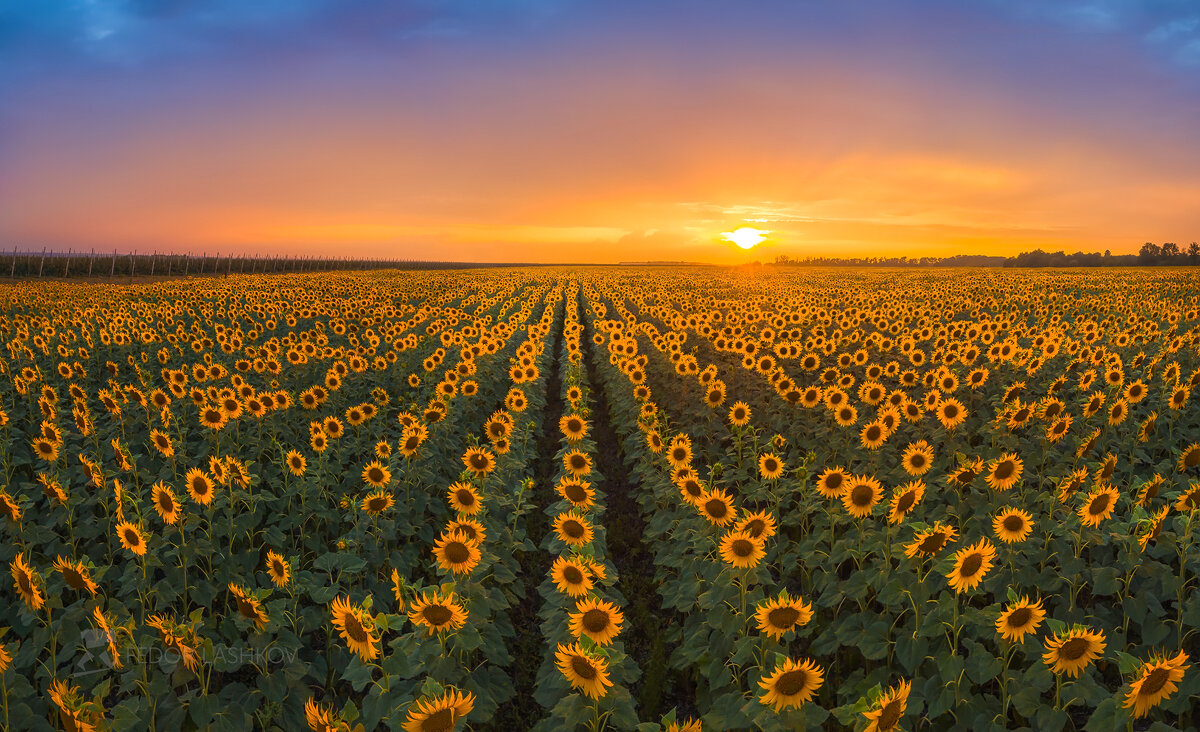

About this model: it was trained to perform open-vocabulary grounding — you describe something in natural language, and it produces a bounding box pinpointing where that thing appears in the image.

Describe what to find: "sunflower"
[149,429,174,457]
[402,688,476,732]
[815,467,851,499]
[1175,482,1200,512]
[11,554,45,610]
[555,643,613,699]
[888,480,925,524]
[305,697,352,731]
[1178,443,1200,472]
[729,401,752,426]
[842,475,883,518]
[1042,627,1106,678]
[50,555,97,596]
[758,453,785,480]
[667,438,692,467]
[735,510,778,541]
[860,421,887,450]
[285,450,307,477]
[115,521,148,557]
[862,678,911,732]
[569,597,625,646]
[462,447,497,476]
[266,551,291,587]
[446,518,486,544]
[432,530,482,575]
[361,460,392,488]
[754,592,813,639]
[559,414,589,442]
[563,449,593,477]
[0,491,20,523]
[199,405,228,430]
[1078,486,1120,527]
[556,478,596,509]
[985,453,1023,491]
[553,511,594,547]
[228,583,270,631]
[185,468,215,506]
[360,490,395,516]
[905,522,958,558]
[946,538,995,593]
[330,596,379,662]
[1122,650,1189,719]
[151,482,180,525]
[677,476,707,505]
[446,482,482,515]
[32,437,58,463]
[550,556,594,597]
[718,530,766,569]
[1137,412,1158,443]
[995,596,1045,642]
[992,508,1033,543]
[833,404,858,426]
[948,458,984,489]
[758,657,824,711]
[900,441,934,476]
[665,719,702,732]
[408,589,468,636]
[936,397,967,430]
[698,488,738,526]
[1138,505,1170,552]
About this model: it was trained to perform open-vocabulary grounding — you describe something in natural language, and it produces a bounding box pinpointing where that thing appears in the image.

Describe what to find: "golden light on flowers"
[1078,485,1119,527]
[1122,650,1189,719]
[402,688,476,732]
[115,521,148,557]
[446,482,482,515]
[185,468,215,506]
[559,413,589,442]
[946,538,996,593]
[563,449,593,477]
[568,597,625,646]
[11,553,45,610]
[900,441,934,476]
[815,466,851,499]
[985,452,1023,491]
[718,529,766,569]
[720,227,769,250]
[432,530,482,575]
[285,450,307,476]
[555,642,613,699]
[151,482,181,525]
[995,596,1045,642]
[52,556,98,595]
[758,657,824,711]
[992,508,1034,544]
[754,592,813,640]
[862,678,911,732]
[1042,627,1106,678]
[556,478,596,509]
[698,488,738,526]
[360,489,394,516]
[361,460,391,488]
[330,596,379,662]
[887,480,925,525]
[905,521,958,558]
[462,446,497,476]
[553,511,594,547]
[408,589,468,636]
[228,583,270,630]
[266,551,291,587]
[550,556,594,597]
[842,475,883,518]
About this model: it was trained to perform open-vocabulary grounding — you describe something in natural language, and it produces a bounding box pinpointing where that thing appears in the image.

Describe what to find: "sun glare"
[721,227,769,250]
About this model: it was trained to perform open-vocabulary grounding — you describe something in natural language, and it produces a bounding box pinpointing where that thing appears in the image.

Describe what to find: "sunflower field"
[1,267,1199,731]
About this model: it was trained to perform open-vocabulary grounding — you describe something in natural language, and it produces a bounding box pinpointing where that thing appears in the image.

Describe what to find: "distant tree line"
[773,242,1200,268]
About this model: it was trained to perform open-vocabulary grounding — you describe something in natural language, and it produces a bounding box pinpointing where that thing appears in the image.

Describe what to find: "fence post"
[111,249,117,277]
[130,251,135,283]
[88,248,95,277]
[150,251,156,277]
[184,254,189,275]
[38,248,46,278]
[64,249,71,277]
[10,246,16,278]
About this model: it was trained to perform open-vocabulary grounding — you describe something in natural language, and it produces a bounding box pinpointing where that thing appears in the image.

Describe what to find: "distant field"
[1,267,1197,731]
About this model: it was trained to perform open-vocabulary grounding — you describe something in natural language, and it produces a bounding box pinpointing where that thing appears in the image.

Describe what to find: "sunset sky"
[2,1,1200,264]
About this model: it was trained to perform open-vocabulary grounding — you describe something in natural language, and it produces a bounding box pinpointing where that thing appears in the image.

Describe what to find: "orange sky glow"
[2,2,1199,263]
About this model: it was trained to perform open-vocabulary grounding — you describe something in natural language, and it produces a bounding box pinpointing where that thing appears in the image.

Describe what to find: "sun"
[720,227,769,250]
